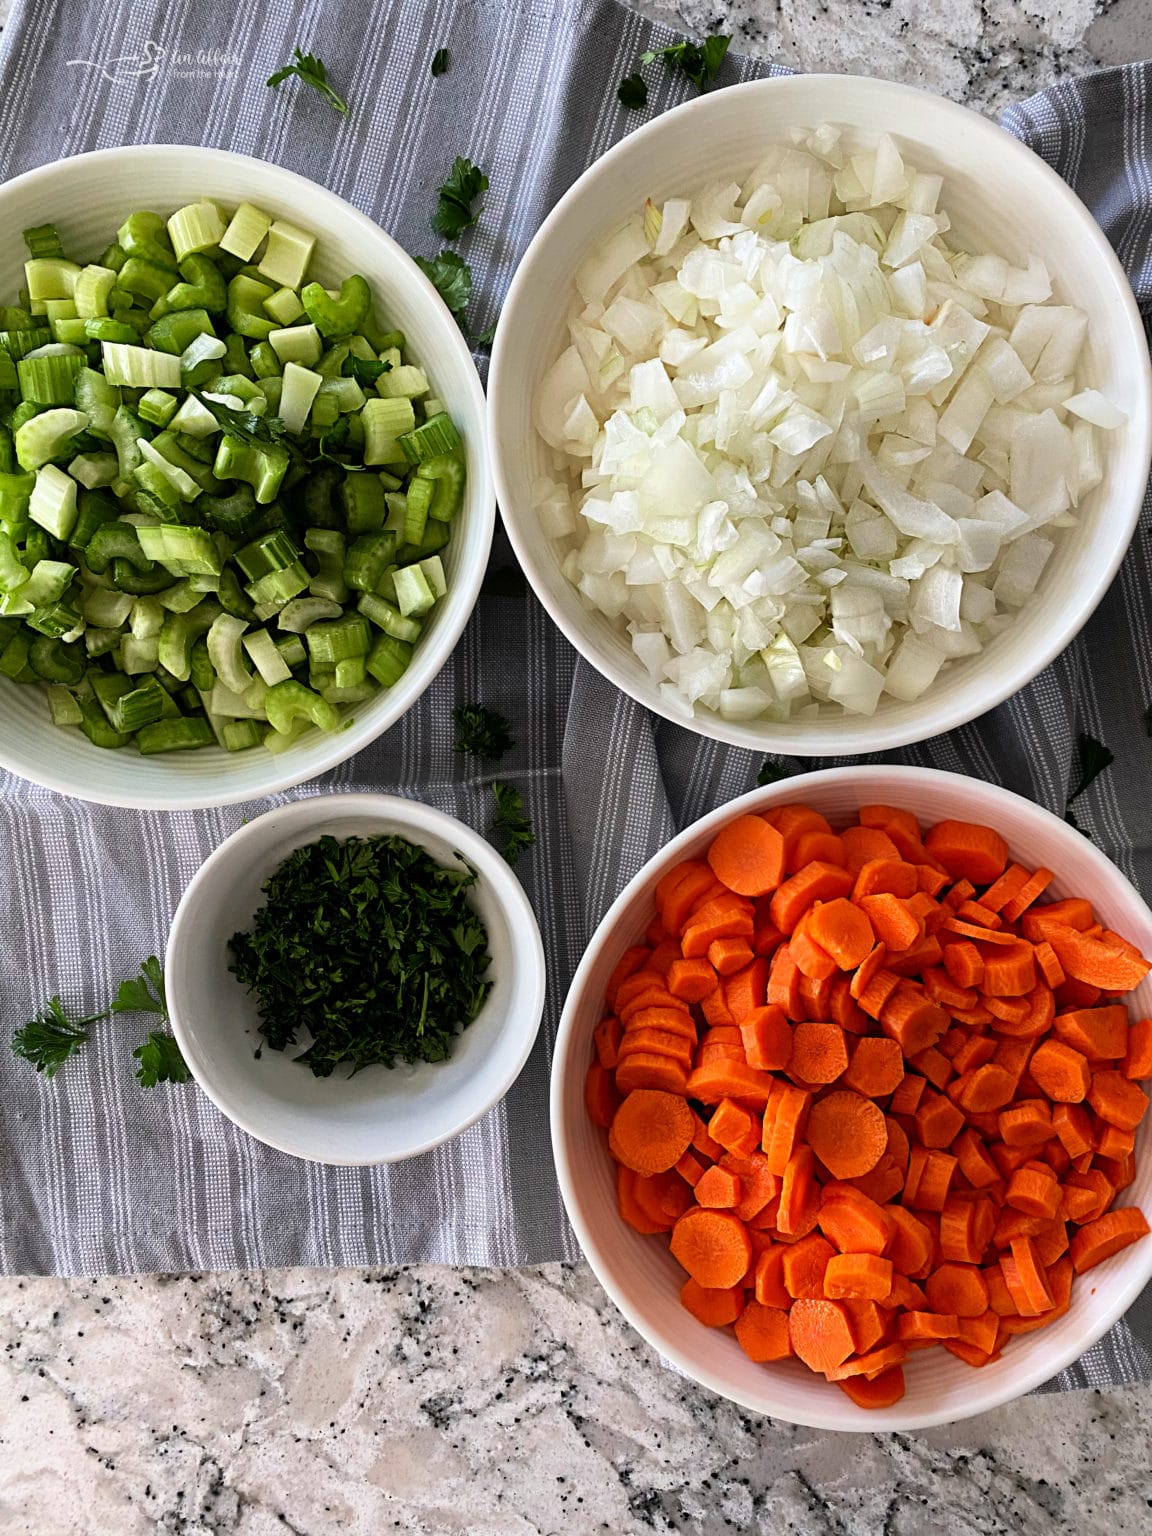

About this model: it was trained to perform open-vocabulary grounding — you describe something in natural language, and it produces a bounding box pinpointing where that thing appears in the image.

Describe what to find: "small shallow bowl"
[551,765,1152,1430]
[490,74,1152,756]
[166,793,545,1164]
[0,146,493,808]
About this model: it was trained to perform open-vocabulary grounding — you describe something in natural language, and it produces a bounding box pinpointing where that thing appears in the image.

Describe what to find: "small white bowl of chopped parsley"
[164,793,545,1163]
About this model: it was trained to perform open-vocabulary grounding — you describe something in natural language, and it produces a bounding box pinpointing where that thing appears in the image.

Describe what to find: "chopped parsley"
[618,72,648,109]
[266,48,349,115]
[228,834,493,1076]
[453,703,514,761]
[489,781,534,866]
[432,157,489,240]
[112,954,167,1016]
[641,34,730,94]
[1065,732,1114,837]
[193,391,287,447]
[431,47,450,78]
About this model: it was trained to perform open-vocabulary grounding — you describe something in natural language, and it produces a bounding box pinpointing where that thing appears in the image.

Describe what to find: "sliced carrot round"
[706,815,786,897]
[806,1090,887,1179]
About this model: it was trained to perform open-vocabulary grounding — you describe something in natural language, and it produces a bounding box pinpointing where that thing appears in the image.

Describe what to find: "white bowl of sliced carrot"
[551,766,1152,1429]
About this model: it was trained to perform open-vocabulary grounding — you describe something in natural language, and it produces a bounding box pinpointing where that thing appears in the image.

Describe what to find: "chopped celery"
[0,196,462,754]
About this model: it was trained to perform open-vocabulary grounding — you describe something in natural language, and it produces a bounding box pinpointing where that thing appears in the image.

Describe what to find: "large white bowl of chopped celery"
[489,75,1152,754]
[0,146,493,807]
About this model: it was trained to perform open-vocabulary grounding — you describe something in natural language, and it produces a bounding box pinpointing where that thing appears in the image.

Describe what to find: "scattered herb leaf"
[471,319,497,348]
[489,780,534,866]
[415,250,473,315]
[432,156,489,241]
[453,704,514,761]
[618,72,648,109]
[431,47,450,77]
[133,1031,192,1087]
[12,997,100,1079]
[111,955,168,1016]
[640,33,730,94]
[228,834,492,1076]
[194,392,287,448]
[1068,733,1114,805]
[756,758,791,787]
[341,353,392,387]
[266,48,349,115]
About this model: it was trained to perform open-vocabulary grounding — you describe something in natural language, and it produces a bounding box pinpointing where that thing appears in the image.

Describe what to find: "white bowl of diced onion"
[489,76,1151,753]
[0,146,492,808]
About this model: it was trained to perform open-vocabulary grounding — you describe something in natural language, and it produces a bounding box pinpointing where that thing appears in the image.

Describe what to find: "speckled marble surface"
[2,0,1152,1528]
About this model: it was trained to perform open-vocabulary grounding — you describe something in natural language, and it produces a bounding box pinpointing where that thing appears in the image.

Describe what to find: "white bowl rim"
[166,791,547,1164]
[0,144,495,809]
[489,73,1152,756]
[550,763,1152,1430]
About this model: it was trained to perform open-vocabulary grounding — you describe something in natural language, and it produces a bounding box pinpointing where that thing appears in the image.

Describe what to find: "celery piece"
[117,212,175,266]
[300,275,370,338]
[249,341,282,379]
[67,452,118,489]
[318,376,365,415]
[29,635,85,683]
[136,439,202,503]
[275,633,307,669]
[220,717,264,751]
[138,389,178,429]
[220,203,272,262]
[23,224,65,259]
[392,564,436,618]
[416,450,466,521]
[107,406,148,481]
[268,323,322,368]
[304,527,348,603]
[246,562,310,607]
[132,459,185,517]
[305,612,370,668]
[361,396,416,465]
[166,394,221,438]
[168,202,227,263]
[227,274,277,340]
[276,596,341,633]
[118,256,179,303]
[242,627,292,686]
[84,519,152,576]
[340,473,386,534]
[417,555,447,600]
[189,635,215,690]
[16,349,84,405]
[70,489,120,552]
[73,368,122,437]
[207,613,255,693]
[0,530,29,593]
[47,681,83,726]
[398,412,460,464]
[365,632,412,687]
[309,391,340,429]
[101,342,181,389]
[84,318,138,344]
[263,287,305,326]
[378,365,430,401]
[279,361,323,433]
[356,590,422,642]
[24,258,81,304]
[150,432,224,494]
[213,435,289,504]
[136,717,215,753]
[264,677,339,735]
[73,264,118,320]
[343,531,397,593]
[27,596,82,638]
[137,524,221,577]
[257,221,317,291]
[402,474,433,544]
[145,308,214,356]
[157,602,220,680]
[14,407,89,471]
[165,253,227,314]
[222,333,253,379]
[29,464,78,540]
[0,325,52,360]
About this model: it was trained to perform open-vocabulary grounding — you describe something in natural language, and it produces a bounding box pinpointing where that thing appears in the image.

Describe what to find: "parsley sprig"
[641,34,731,94]
[453,704,514,762]
[1065,732,1114,837]
[431,48,450,78]
[432,157,490,241]
[415,250,473,315]
[193,392,287,447]
[618,73,648,109]
[341,353,392,387]
[12,998,99,1079]
[489,781,534,866]
[266,48,348,115]
[11,957,189,1088]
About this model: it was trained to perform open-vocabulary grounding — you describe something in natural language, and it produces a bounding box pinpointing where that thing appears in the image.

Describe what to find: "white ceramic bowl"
[166,793,545,1164]
[551,765,1152,1430]
[0,146,493,808]
[490,75,1152,756]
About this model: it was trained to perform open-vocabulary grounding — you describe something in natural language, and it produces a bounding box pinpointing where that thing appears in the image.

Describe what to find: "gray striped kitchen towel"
[0,0,1149,1395]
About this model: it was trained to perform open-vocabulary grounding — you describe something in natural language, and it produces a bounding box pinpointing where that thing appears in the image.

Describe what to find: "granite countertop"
[2,0,1152,1530]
